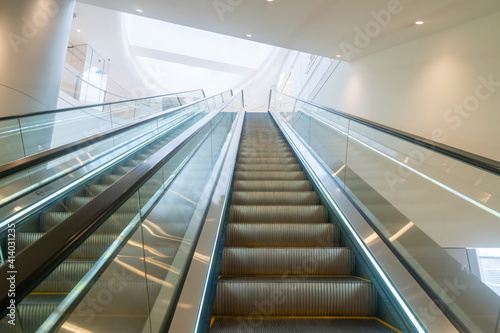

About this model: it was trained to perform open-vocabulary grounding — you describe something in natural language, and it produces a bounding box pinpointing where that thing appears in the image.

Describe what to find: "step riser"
[238,158,297,165]
[213,280,377,317]
[235,171,305,181]
[231,192,319,206]
[221,248,354,275]
[236,164,301,172]
[233,181,312,192]
[229,206,328,223]
[225,224,338,247]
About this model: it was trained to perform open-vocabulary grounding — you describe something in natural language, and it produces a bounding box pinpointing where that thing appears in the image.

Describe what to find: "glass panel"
[0,93,242,332]
[270,90,500,332]
[0,92,230,222]
[14,193,141,332]
[272,92,349,184]
[61,228,150,332]
[0,118,24,166]
[0,90,209,167]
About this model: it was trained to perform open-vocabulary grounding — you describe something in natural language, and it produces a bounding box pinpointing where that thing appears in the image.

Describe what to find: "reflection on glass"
[477,248,500,296]
[269,90,500,332]
[0,90,205,167]
[0,92,242,333]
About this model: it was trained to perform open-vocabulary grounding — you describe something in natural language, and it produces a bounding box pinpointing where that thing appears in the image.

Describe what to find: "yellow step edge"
[211,316,401,332]
[218,275,371,282]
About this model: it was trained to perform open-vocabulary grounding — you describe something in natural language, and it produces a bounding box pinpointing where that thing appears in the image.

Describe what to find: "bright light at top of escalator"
[123,14,275,95]
[124,15,273,69]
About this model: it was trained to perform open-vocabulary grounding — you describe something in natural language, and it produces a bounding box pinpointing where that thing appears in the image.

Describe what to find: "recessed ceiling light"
[415,21,424,25]
[266,0,274,2]
[335,54,341,58]
[76,29,81,32]
[136,9,143,13]
[246,34,252,38]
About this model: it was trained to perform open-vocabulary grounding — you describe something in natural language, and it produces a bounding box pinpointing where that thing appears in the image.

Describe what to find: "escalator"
[0,92,244,332]
[7,115,204,331]
[210,113,399,332]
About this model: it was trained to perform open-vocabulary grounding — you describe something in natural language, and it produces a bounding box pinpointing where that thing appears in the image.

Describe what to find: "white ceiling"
[69,3,284,102]
[78,0,500,60]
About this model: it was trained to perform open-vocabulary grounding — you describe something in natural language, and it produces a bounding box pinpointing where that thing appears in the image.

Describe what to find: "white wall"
[281,11,500,162]
[274,12,500,248]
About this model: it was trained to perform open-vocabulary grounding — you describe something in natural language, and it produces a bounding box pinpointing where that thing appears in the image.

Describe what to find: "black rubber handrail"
[269,90,500,175]
[0,89,205,121]
[0,90,231,180]
[0,92,240,320]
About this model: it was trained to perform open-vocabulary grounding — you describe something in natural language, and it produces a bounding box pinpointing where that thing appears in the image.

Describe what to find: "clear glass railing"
[270,90,500,332]
[0,90,206,166]
[0,91,232,234]
[0,92,243,332]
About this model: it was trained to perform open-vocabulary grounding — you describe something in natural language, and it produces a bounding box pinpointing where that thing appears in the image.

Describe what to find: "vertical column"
[0,0,76,117]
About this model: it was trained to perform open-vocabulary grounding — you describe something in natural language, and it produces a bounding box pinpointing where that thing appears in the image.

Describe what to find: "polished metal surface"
[270,108,458,333]
[0,94,241,331]
[207,113,396,333]
[168,107,245,333]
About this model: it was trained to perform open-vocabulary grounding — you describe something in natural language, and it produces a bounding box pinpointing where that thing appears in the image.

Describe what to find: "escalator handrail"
[0,90,232,179]
[0,92,241,320]
[0,89,205,121]
[269,90,500,175]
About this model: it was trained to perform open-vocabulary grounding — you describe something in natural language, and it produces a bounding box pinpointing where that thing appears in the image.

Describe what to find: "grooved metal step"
[225,223,338,247]
[34,261,96,293]
[210,318,397,333]
[40,212,137,233]
[67,196,139,212]
[213,277,377,317]
[220,247,355,275]
[238,157,296,164]
[229,205,328,223]
[233,180,312,192]
[231,192,318,205]
[211,113,395,332]
[239,152,293,158]
[236,163,301,172]
[235,171,305,181]
[239,147,291,153]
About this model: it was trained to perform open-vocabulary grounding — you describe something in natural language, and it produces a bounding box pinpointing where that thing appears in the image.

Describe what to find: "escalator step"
[231,192,318,205]
[6,301,60,333]
[127,159,145,167]
[17,233,119,260]
[239,144,288,150]
[67,196,139,213]
[238,152,293,158]
[229,205,327,223]
[225,223,338,247]
[233,180,312,192]
[115,166,135,175]
[40,212,137,233]
[236,163,301,172]
[239,147,291,153]
[34,261,95,293]
[235,171,305,181]
[86,184,109,196]
[238,157,296,165]
[210,318,398,333]
[103,174,131,185]
[213,277,377,317]
[220,247,354,275]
